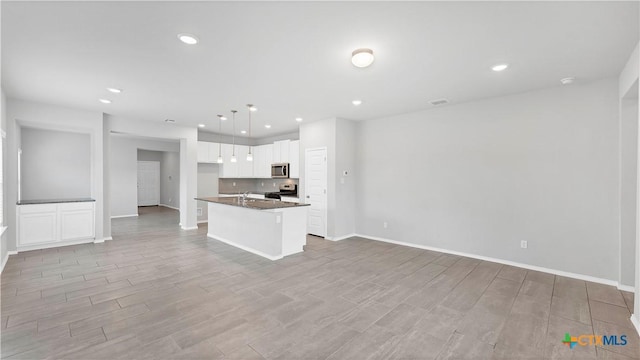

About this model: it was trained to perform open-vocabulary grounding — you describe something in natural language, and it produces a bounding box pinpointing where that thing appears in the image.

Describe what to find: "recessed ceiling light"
[241,130,247,134]
[177,33,199,45]
[106,88,122,94]
[352,100,362,106]
[491,63,509,72]
[264,124,271,129]
[198,124,205,128]
[295,117,303,122]
[560,77,575,85]
[99,99,111,104]
[351,48,375,68]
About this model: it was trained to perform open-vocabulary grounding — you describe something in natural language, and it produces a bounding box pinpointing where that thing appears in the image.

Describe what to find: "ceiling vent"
[429,98,449,106]
[164,119,176,123]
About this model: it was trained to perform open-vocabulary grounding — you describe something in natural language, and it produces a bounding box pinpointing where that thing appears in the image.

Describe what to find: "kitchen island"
[195,196,309,260]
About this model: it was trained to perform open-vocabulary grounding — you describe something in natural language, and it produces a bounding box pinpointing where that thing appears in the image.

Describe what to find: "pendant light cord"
[231,110,237,156]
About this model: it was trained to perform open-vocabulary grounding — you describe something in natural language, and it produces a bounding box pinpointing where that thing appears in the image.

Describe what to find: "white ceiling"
[2,1,638,138]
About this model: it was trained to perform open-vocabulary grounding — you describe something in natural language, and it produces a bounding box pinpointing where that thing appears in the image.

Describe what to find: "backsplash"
[219,178,298,194]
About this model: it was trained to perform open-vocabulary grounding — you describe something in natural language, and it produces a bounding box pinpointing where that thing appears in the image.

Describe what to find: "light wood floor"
[1,206,638,359]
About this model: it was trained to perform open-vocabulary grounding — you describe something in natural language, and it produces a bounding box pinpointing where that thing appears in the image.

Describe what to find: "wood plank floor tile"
[2,206,638,359]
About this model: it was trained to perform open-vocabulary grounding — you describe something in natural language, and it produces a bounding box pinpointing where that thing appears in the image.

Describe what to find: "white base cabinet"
[17,201,95,251]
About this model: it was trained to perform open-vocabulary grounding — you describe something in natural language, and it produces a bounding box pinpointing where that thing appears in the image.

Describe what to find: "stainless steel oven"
[271,163,289,178]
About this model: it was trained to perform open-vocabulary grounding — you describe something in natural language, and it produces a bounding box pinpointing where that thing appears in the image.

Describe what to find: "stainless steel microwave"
[271,163,289,178]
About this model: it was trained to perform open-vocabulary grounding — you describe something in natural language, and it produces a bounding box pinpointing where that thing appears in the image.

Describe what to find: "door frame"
[137,160,160,207]
[304,147,328,238]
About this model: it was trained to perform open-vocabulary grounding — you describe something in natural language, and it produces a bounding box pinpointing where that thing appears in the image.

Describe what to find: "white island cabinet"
[197,197,309,260]
[17,199,96,251]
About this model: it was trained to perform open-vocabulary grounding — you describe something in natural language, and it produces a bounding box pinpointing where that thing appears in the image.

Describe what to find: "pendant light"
[246,104,254,162]
[230,110,237,163]
[216,115,225,163]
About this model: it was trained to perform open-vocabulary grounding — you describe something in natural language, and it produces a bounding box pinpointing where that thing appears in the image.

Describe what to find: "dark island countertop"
[17,198,96,205]
[218,191,268,196]
[195,197,309,210]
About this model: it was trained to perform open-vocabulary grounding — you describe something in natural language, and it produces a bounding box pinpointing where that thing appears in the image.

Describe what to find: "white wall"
[110,136,179,217]
[197,163,219,223]
[1,89,7,269]
[6,98,106,250]
[106,115,198,230]
[620,96,638,288]
[356,78,620,281]
[20,127,91,200]
[299,117,357,239]
[160,151,180,208]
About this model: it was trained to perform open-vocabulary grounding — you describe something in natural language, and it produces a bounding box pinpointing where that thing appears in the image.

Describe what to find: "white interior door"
[305,148,327,237]
[137,161,160,206]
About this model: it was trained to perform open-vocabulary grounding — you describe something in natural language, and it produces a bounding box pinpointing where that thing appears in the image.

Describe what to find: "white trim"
[355,233,627,289]
[8,251,18,255]
[197,220,208,224]
[1,129,6,138]
[111,214,138,219]
[618,284,636,292]
[0,226,7,237]
[1,251,10,273]
[325,233,356,242]
[17,238,96,252]
[207,233,282,260]
[159,204,180,211]
[94,236,112,243]
[181,226,198,231]
[631,314,640,336]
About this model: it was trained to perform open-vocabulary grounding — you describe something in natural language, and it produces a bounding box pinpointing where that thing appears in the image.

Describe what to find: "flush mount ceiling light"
[178,33,199,45]
[351,48,374,68]
[99,99,111,104]
[295,117,303,122]
[198,124,205,128]
[560,77,575,85]
[352,100,362,106]
[106,88,122,94]
[264,124,271,129]
[491,63,509,72]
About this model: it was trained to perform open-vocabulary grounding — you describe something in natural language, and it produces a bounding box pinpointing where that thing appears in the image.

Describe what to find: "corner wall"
[355,78,620,281]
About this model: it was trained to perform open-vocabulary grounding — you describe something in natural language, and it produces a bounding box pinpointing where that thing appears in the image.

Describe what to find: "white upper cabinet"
[197,141,220,163]
[220,143,238,178]
[273,140,290,163]
[201,140,296,179]
[289,140,300,178]
[238,145,254,178]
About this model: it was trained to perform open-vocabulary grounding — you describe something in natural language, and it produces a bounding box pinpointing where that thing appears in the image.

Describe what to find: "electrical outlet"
[261,182,264,187]
[340,178,345,184]
[169,197,172,203]
[520,240,528,249]
[383,222,388,229]
[273,182,276,187]
[233,182,236,187]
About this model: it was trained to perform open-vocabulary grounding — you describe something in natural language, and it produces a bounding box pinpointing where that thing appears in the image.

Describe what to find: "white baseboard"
[181,226,198,231]
[631,314,640,337]
[354,233,632,291]
[617,284,635,292]
[325,233,357,242]
[207,233,282,261]
[17,238,96,252]
[94,236,113,244]
[111,214,138,219]
[197,220,208,224]
[8,251,18,255]
[160,204,180,211]
[1,251,10,273]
